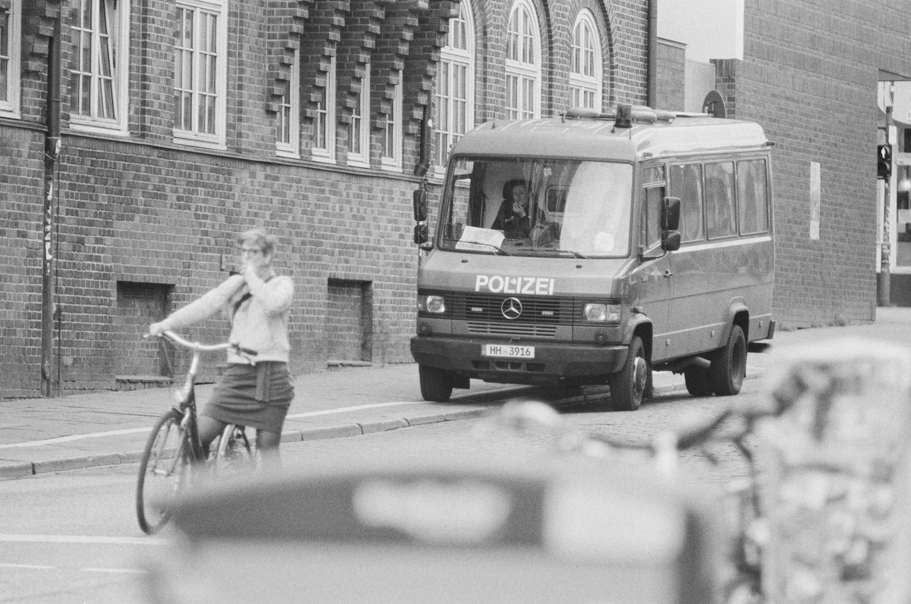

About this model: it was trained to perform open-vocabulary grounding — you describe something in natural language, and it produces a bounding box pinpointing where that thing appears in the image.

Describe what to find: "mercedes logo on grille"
[501,297,523,320]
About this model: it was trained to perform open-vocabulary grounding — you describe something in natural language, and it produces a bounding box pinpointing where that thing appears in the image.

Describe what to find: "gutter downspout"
[42,10,62,396]
[647,0,658,109]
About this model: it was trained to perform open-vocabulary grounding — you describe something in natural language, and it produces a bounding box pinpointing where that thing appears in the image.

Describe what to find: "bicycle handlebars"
[150,330,259,358]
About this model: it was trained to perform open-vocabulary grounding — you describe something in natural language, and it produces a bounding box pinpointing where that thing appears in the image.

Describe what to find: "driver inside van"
[491,180,533,239]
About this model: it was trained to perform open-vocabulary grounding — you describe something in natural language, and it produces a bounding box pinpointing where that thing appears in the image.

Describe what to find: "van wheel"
[419,364,454,402]
[709,325,746,396]
[684,364,714,397]
[608,336,648,411]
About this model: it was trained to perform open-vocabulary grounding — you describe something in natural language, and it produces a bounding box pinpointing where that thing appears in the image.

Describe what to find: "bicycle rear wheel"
[213,424,255,479]
[136,409,189,535]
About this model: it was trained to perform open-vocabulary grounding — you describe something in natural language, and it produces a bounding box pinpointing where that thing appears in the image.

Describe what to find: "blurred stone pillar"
[758,338,911,604]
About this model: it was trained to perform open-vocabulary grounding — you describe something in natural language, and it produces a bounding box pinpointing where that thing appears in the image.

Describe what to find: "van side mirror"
[661,197,680,231]
[413,189,427,222]
[413,223,428,245]
[662,230,681,252]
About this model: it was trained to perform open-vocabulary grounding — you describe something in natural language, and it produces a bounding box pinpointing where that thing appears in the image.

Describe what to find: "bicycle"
[136,330,258,535]
[489,399,771,604]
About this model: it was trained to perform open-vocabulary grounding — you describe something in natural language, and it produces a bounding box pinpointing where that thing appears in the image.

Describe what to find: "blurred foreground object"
[144,454,722,604]
[757,337,911,604]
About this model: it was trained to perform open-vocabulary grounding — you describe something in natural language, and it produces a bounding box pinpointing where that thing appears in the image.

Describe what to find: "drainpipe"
[42,10,62,396]
[647,0,658,109]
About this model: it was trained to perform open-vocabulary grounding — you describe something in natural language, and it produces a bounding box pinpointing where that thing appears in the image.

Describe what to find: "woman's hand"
[147,322,165,338]
[512,201,526,217]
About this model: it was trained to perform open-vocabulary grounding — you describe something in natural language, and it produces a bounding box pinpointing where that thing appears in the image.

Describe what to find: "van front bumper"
[410,336,628,386]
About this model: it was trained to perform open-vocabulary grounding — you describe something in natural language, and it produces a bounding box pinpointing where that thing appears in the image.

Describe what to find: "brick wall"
[728,0,911,327]
[656,37,686,111]
[1,0,650,397]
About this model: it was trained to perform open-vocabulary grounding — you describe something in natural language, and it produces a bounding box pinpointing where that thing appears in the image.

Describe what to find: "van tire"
[419,364,454,402]
[608,336,648,411]
[709,325,746,396]
[684,365,714,397]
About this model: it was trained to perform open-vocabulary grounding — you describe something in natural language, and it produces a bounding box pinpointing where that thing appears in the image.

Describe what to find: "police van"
[411,105,775,410]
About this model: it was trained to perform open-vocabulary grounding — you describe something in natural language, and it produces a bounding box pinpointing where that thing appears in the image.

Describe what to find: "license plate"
[482,344,535,359]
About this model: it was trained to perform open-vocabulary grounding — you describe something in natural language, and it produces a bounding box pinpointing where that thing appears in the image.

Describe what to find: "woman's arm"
[245,273,294,316]
[151,274,246,333]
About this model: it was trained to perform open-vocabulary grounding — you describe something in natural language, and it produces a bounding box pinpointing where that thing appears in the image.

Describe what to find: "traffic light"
[878,144,892,180]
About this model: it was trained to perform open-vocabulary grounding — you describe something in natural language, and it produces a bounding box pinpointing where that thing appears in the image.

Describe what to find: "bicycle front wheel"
[136,409,189,535]
[213,424,255,479]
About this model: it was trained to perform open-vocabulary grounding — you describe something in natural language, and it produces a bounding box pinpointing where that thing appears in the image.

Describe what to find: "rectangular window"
[0,0,20,117]
[69,0,128,132]
[313,55,336,162]
[381,70,403,171]
[348,63,370,167]
[705,162,737,239]
[174,0,227,148]
[276,48,300,158]
[670,164,705,242]
[643,186,665,248]
[737,159,770,234]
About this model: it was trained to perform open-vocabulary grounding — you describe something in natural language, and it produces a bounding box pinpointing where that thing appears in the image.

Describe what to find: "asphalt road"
[0,380,763,603]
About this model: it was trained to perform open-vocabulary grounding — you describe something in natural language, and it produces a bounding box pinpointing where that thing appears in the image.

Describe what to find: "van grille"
[448,293,585,338]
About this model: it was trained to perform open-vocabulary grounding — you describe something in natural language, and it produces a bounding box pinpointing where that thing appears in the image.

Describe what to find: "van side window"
[643,185,665,248]
[705,162,736,239]
[669,163,704,242]
[737,159,770,234]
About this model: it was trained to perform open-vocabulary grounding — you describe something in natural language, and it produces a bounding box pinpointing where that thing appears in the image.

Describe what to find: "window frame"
[669,162,706,243]
[68,0,130,134]
[435,2,474,171]
[505,0,541,120]
[380,69,403,171]
[347,61,370,168]
[736,158,771,235]
[704,161,738,240]
[276,47,300,158]
[312,54,337,163]
[0,0,20,117]
[173,0,228,149]
[569,9,602,111]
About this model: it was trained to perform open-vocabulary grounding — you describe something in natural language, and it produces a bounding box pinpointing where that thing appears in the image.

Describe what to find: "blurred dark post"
[41,7,63,396]
[758,338,911,602]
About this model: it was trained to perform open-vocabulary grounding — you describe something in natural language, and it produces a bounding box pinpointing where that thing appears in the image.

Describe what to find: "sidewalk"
[3,307,911,479]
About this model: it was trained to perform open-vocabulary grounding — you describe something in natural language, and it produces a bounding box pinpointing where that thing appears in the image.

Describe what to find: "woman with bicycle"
[147,228,294,469]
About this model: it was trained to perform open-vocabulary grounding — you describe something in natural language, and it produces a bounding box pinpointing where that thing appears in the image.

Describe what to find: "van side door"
[632,167,674,362]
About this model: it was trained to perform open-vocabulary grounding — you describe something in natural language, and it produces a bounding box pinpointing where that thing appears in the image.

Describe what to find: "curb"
[2,372,762,478]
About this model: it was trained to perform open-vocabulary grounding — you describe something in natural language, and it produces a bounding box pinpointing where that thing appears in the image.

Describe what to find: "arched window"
[435,2,475,168]
[569,10,602,110]
[505,0,540,119]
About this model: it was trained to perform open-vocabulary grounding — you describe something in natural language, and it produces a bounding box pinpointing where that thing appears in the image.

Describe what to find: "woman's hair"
[237,228,278,256]
[502,179,527,201]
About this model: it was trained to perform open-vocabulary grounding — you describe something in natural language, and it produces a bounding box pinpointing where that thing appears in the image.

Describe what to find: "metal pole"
[879,106,893,307]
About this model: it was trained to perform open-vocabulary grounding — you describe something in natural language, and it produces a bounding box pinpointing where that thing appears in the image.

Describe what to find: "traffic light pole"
[879,106,893,307]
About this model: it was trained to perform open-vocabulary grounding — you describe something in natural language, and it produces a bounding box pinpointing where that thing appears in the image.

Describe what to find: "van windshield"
[438,158,633,258]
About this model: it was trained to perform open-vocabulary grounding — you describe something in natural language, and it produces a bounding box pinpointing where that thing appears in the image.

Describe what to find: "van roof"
[451,109,770,162]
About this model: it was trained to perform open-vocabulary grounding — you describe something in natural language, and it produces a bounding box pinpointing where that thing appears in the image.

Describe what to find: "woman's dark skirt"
[202,362,293,433]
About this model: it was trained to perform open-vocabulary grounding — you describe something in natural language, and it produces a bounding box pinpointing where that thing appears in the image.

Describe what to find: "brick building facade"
[5,0,908,399]
[1,0,651,397]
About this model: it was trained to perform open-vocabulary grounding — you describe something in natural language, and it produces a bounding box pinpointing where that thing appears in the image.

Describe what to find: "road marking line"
[0,534,164,546]
[0,401,431,449]
[83,567,147,574]
[0,563,56,570]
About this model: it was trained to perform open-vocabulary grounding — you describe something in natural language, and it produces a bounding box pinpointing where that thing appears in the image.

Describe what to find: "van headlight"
[584,303,621,324]
[418,294,446,314]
